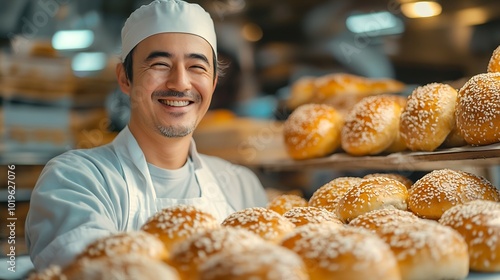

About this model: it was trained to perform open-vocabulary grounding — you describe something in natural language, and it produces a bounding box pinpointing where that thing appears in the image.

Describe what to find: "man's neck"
[128,123,191,170]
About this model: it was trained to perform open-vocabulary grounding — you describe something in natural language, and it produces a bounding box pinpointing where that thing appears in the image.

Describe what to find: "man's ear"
[116,63,131,95]
[213,74,218,89]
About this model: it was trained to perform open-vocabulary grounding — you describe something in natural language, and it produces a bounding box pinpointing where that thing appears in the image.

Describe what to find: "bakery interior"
[1,0,500,279]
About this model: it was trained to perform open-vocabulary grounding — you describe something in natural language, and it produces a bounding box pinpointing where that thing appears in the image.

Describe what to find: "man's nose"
[165,66,191,92]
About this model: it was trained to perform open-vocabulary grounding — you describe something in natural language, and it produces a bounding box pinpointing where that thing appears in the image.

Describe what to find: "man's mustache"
[152,90,201,102]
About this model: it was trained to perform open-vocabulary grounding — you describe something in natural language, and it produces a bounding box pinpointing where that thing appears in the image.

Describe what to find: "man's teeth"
[160,100,189,106]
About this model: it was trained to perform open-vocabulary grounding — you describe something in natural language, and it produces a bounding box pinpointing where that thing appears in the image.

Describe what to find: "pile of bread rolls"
[286,73,406,115]
[28,169,500,280]
[283,45,500,159]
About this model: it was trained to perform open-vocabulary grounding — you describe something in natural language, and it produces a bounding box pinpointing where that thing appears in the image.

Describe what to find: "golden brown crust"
[439,200,500,272]
[351,208,469,279]
[286,73,405,117]
[63,254,180,280]
[282,206,343,227]
[363,173,413,189]
[267,194,308,215]
[168,227,266,280]
[280,224,401,280]
[488,45,500,73]
[312,73,405,102]
[76,231,167,261]
[336,176,409,223]
[378,219,469,280]
[221,207,295,243]
[341,95,405,156]
[349,207,419,230]
[286,76,317,110]
[400,83,458,151]
[308,177,362,213]
[456,72,500,145]
[441,125,468,148]
[384,95,409,153]
[283,103,343,160]
[140,205,220,258]
[26,265,66,280]
[408,169,500,220]
[198,243,308,280]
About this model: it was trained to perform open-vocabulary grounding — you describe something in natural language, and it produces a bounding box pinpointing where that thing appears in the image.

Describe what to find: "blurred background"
[1,0,500,160]
[1,1,500,274]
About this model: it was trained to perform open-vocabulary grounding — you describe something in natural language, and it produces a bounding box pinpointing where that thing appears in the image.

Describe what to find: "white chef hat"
[120,0,217,62]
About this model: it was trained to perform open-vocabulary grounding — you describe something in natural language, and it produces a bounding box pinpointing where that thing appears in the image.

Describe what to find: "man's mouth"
[159,99,190,107]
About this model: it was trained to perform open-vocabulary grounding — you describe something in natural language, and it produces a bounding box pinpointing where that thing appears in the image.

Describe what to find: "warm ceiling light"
[241,22,263,42]
[455,7,489,26]
[401,1,442,18]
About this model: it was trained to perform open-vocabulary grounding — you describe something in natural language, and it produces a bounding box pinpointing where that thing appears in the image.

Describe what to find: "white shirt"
[25,126,268,270]
[149,158,201,198]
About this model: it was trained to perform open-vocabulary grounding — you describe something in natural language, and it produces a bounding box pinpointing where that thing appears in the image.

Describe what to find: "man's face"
[127,33,216,138]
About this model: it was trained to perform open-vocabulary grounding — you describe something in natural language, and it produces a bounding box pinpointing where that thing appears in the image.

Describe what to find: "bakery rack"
[245,143,500,173]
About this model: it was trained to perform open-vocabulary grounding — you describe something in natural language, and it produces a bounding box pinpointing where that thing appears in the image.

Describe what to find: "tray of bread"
[254,142,500,172]
[250,46,500,173]
[26,170,500,279]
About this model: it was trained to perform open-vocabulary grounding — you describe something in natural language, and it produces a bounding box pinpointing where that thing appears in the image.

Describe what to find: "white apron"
[113,127,235,230]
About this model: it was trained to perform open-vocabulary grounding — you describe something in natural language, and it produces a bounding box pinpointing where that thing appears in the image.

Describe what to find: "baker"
[25,0,268,270]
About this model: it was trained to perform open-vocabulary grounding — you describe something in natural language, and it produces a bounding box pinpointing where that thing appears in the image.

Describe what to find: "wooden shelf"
[249,143,500,172]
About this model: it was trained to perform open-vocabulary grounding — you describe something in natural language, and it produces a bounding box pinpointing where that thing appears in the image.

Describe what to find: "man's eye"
[191,65,207,71]
[151,63,169,68]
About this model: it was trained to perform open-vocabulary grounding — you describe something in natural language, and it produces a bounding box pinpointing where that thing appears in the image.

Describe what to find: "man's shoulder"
[38,144,123,190]
[47,144,118,168]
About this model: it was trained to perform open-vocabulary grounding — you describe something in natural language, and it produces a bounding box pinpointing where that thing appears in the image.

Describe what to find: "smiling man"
[25,0,268,271]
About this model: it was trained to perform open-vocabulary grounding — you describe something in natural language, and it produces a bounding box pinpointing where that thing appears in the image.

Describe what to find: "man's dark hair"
[122,47,226,84]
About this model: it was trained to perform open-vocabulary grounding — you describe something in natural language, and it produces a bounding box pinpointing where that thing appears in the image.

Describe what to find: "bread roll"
[441,125,468,148]
[363,173,413,189]
[283,103,343,160]
[286,73,405,115]
[141,205,220,258]
[312,73,405,114]
[198,243,308,280]
[375,219,469,280]
[487,45,500,73]
[400,83,458,151]
[283,206,343,227]
[264,188,303,202]
[26,265,64,280]
[384,95,409,153]
[221,207,295,243]
[280,223,401,280]
[169,227,266,280]
[267,193,308,215]
[440,200,500,272]
[349,207,419,230]
[286,76,317,110]
[313,73,369,102]
[311,73,367,116]
[63,254,180,280]
[408,169,500,220]
[351,208,469,280]
[75,231,167,261]
[341,95,405,156]
[337,176,408,223]
[456,72,500,145]
[308,176,362,213]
